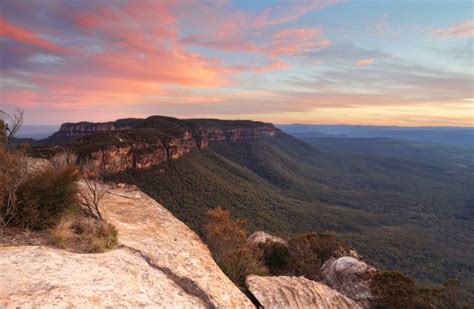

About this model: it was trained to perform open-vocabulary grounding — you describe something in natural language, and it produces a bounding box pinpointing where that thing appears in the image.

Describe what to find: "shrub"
[286,233,322,280]
[203,208,267,287]
[370,270,417,308]
[261,240,290,274]
[0,146,28,229]
[14,166,79,230]
[49,212,118,253]
[0,119,6,147]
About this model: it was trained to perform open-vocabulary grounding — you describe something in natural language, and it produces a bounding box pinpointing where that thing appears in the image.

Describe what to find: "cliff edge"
[0,184,254,308]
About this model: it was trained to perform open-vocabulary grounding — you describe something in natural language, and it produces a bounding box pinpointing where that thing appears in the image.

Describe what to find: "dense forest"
[108,132,474,301]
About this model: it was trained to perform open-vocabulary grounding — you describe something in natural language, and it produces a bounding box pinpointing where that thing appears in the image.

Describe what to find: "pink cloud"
[356,58,375,66]
[432,19,474,38]
[0,17,68,53]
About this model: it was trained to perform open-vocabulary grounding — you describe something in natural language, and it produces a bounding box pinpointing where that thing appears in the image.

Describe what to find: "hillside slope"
[108,133,474,298]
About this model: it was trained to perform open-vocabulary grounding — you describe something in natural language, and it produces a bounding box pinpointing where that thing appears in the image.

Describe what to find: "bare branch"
[0,108,24,147]
[77,176,108,220]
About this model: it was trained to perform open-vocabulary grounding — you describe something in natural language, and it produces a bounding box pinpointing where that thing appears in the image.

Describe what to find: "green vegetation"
[108,132,474,301]
[1,111,117,253]
[14,167,79,230]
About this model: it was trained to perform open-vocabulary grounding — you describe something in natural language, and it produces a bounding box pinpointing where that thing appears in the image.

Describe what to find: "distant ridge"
[277,124,474,146]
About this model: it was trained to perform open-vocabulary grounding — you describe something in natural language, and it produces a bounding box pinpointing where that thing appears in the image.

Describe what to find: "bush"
[0,146,27,229]
[261,240,290,274]
[203,208,267,286]
[0,119,6,147]
[14,166,79,230]
[50,212,118,253]
[370,270,417,308]
[286,233,322,280]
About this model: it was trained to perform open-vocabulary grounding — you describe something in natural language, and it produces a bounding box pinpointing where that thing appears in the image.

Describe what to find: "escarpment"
[35,116,280,175]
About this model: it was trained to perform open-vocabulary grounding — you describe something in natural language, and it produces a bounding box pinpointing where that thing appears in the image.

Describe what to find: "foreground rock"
[0,246,213,307]
[321,256,376,308]
[246,275,358,309]
[0,185,254,308]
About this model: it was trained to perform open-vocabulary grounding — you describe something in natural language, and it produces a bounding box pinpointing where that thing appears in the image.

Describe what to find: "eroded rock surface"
[246,275,358,309]
[321,256,376,308]
[247,231,287,248]
[0,185,254,308]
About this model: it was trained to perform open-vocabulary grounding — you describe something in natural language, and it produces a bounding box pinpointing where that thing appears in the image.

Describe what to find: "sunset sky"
[1,0,473,126]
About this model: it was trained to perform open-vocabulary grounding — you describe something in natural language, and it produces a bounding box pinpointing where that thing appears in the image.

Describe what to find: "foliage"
[370,270,418,308]
[203,208,267,287]
[0,119,6,147]
[261,241,290,275]
[0,146,28,229]
[370,271,467,309]
[286,233,322,280]
[14,167,79,230]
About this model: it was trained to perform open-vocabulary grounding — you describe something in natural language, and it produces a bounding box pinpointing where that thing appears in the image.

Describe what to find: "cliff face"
[57,122,130,137]
[42,116,280,175]
[0,184,255,308]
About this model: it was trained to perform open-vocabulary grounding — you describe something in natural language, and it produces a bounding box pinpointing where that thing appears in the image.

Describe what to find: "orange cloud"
[432,19,474,38]
[356,58,375,66]
[0,17,67,53]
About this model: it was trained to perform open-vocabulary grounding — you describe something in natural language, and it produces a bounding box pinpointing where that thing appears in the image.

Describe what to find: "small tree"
[77,176,108,220]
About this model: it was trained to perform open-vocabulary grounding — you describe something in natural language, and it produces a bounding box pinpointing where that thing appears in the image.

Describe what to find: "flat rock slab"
[0,246,208,308]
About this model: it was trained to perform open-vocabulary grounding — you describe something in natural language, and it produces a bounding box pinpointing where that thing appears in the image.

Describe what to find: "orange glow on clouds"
[0,1,473,126]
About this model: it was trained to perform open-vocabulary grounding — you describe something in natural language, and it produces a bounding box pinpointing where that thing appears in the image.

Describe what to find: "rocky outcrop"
[247,231,287,251]
[0,185,254,308]
[246,275,358,309]
[321,256,376,308]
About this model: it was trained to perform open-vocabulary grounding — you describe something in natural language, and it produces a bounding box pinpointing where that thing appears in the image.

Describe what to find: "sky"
[0,0,473,126]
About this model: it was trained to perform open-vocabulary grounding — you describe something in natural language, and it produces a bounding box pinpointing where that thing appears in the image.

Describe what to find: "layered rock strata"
[246,275,359,309]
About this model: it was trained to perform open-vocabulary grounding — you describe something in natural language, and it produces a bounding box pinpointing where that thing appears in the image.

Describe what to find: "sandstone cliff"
[37,116,280,175]
[246,275,359,309]
[0,184,254,308]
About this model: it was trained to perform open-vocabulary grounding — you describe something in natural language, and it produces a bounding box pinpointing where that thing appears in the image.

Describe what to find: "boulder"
[321,256,376,308]
[246,275,358,309]
[247,231,287,249]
